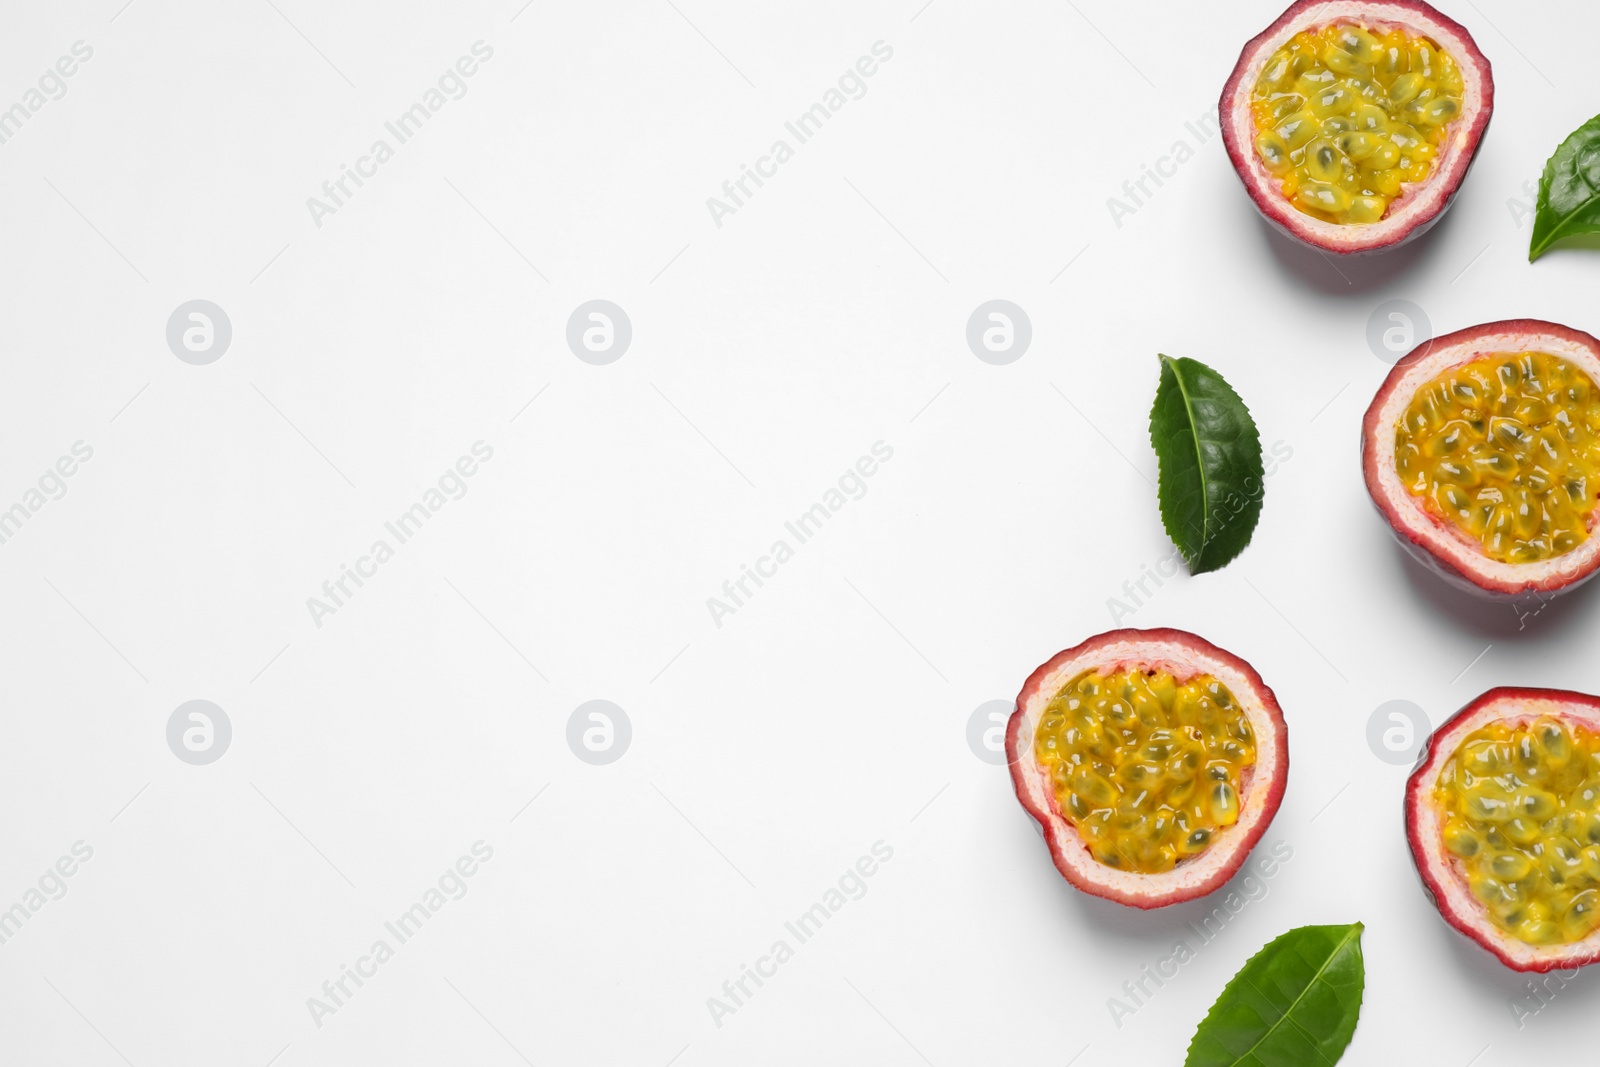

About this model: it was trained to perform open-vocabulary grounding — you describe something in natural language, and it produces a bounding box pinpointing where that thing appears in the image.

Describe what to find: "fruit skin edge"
[1360,318,1600,599]
[1005,628,1289,909]
[1217,0,1494,255]
[1406,687,1600,972]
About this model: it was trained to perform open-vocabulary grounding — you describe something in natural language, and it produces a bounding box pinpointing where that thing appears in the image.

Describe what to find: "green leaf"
[1184,923,1365,1067]
[1530,113,1600,261]
[1148,355,1265,575]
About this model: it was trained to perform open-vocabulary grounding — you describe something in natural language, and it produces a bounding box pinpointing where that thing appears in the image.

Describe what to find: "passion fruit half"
[1363,320,1600,598]
[1220,0,1492,254]
[1407,688,1600,971]
[1006,628,1289,909]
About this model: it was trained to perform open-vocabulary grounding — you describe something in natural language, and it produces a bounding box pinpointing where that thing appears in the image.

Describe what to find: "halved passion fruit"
[1408,688,1600,971]
[1006,628,1288,908]
[1220,0,1492,254]
[1363,320,1600,598]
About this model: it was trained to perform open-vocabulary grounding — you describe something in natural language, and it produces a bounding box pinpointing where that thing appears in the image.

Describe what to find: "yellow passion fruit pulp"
[1252,22,1463,224]
[1033,668,1255,874]
[1435,717,1600,947]
[1395,351,1600,564]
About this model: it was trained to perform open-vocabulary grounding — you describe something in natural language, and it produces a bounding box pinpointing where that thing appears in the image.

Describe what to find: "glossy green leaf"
[1184,923,1365,1067]
[1530,113,1600,261]
[1148,355,1264,575]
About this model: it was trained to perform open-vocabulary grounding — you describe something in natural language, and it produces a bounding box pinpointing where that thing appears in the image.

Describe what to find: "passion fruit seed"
[1394,351,1600,564]
[1435,716,1600,947]
[1250,22,1464,225]
[1033,668,1255,875]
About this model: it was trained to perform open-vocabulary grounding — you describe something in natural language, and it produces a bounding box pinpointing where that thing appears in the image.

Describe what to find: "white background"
[0,0,1596,1063]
